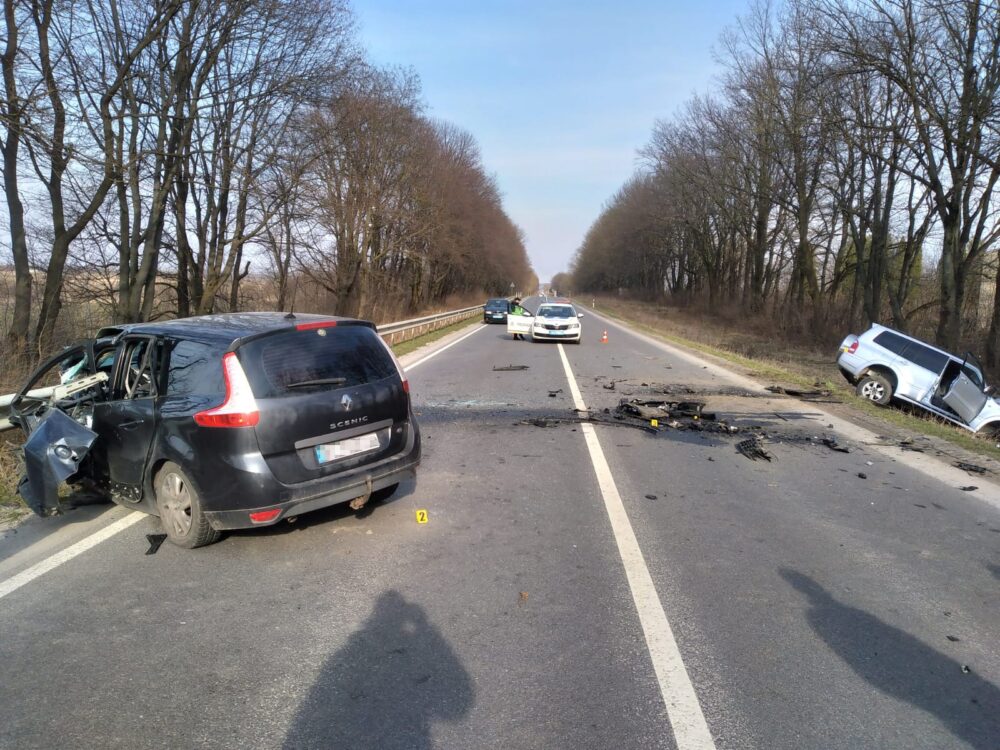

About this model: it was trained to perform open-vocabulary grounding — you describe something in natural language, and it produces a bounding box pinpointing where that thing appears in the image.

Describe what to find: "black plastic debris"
[736,436,772,462]
[494,364,529,371]
[959,485,978,492]
[548,389,563,398]
[821,438,850,453]
[947,635,960,642]
[954,461,989,475]
[645,494,657,500]
[145,533,168,555]
[858,472,868,479]
[961,665,971,674]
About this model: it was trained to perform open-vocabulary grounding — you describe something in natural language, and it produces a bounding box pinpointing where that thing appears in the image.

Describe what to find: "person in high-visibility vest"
[508,297,530,340]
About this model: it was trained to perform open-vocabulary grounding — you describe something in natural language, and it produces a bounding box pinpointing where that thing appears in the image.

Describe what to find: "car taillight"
[848,341,859,354]
[383,339,410,394]
[193,352,260,428]
[249,508,281,524]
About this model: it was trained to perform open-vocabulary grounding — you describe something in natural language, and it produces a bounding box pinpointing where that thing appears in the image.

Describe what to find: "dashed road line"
[557,342,717,750]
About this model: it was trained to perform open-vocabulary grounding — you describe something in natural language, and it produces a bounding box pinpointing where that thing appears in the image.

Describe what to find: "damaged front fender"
[17,409,98,516]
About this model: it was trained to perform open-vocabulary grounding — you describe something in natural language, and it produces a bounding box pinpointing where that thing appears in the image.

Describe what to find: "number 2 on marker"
[416,509,428,524]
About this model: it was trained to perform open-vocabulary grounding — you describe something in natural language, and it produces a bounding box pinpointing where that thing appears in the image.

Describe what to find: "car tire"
[155,461,220,548]
[856,373,892,405]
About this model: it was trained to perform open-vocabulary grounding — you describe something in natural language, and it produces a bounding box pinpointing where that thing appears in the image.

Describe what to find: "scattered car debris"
[617,398,716,421]
[493,364,530,371]
[858,472,868,479]
[736,436,772,462]
[145,533,168,555]
[962,665,971,674]
[821,438,850,453]
[645,494,657,500]
[548,389,563,398]
[946,635,960,642]
[959,486,978,492]
[954,461,989,475]
[765,385,835,401]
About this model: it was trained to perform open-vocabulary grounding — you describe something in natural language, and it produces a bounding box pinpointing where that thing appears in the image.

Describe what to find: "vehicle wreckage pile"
[520,389,871,462]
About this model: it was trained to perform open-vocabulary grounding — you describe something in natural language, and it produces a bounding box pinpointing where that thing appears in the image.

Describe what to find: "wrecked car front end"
[4,340,113,516]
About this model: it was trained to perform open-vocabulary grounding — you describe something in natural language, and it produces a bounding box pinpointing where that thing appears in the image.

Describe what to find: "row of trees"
[571,0,1000,362]
[1,0,534,356]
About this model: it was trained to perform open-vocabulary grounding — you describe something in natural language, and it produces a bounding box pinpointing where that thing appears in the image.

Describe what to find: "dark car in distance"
[10,313,420,548]
[484,298,510,323]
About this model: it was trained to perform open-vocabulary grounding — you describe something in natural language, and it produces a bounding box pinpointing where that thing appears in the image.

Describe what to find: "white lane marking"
[0,511,145,601]
[557,343,717,749]
[403,324,487,372]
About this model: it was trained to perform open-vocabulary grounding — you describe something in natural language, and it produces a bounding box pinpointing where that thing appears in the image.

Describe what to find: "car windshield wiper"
[286,377,347,388]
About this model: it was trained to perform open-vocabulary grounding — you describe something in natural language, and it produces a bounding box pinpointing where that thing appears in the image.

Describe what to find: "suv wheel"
[857,373,892,405]
[155,461,220,548]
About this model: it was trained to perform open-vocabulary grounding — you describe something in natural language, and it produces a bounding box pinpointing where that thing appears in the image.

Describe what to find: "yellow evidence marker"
[416,509,429,524]
[650,419,659,428]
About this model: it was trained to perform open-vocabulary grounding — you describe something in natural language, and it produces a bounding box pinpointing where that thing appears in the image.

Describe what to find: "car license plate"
[549,330,563,335]
[315,431,381,464]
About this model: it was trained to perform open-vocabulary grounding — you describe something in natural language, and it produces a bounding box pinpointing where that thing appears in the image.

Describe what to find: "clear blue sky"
[355,0,748,281]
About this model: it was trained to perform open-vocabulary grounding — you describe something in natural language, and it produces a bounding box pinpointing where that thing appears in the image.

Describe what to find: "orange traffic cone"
[600,330,608,344]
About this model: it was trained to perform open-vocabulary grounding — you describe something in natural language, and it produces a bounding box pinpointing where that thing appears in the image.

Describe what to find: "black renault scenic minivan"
[11,313,420,548]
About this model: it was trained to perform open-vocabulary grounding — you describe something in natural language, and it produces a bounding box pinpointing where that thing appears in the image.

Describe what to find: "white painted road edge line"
[0,511,145,601]
[403,324,486,372]
[557,343,717,750]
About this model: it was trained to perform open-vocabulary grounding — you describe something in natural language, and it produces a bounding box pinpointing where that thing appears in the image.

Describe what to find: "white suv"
[838,324,1000,434]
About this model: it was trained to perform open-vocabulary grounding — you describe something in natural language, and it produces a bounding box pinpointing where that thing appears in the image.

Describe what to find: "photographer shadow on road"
[283,590,474,750]
[780,568,1000,749]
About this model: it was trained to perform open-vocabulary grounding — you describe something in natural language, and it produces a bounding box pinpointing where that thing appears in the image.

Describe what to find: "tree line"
[1,0,535,357]
[571,0,1000,364]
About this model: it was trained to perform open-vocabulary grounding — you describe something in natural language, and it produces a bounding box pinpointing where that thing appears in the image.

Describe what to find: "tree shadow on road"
[779,568,1000,749]
[283,590,474,750]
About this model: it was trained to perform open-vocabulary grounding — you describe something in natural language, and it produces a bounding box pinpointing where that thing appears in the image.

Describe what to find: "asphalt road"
[1,296,998,749]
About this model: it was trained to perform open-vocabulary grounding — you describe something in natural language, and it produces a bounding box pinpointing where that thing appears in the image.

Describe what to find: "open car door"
[507,314,533,337]
[941,355,990,423]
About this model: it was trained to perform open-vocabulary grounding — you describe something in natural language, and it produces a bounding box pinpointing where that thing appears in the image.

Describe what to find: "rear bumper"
[200,422,421,530]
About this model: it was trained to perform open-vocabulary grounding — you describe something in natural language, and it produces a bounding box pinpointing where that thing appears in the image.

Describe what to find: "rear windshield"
[486,299,508,310]
[238,325,397,398]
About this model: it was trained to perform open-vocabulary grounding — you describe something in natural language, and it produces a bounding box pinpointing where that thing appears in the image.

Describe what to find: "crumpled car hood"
[17,408,97,516]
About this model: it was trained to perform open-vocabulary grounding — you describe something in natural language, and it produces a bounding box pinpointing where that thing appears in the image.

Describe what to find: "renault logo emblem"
[341,394,353,410]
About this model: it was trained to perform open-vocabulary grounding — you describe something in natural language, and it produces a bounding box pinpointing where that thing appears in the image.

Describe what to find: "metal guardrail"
[0,304,488,433]
[376,304,484,346]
